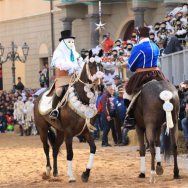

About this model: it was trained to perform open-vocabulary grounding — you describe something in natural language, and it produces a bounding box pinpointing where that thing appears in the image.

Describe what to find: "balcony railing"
[160,48,188,85]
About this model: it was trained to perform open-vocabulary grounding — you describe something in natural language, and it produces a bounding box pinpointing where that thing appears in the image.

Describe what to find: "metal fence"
[160,49,188,85]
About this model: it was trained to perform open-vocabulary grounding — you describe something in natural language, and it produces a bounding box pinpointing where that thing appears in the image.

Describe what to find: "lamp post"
[0,42,29,90]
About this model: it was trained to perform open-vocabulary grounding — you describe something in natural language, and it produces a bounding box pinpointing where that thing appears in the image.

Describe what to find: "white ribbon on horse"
[159,90,174,135]
[85,118,96,132]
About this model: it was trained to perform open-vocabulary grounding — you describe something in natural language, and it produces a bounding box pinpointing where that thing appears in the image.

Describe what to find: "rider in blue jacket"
[124,27,166,119]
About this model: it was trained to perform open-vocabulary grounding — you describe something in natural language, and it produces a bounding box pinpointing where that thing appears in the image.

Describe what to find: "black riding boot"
[123,99,135,127]
[49,94,61,120]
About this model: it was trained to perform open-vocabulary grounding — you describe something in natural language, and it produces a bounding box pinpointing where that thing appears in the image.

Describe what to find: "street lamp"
[0,41,29,90]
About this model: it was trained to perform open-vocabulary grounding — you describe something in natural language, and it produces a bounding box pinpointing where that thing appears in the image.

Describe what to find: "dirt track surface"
[0,133,188,188]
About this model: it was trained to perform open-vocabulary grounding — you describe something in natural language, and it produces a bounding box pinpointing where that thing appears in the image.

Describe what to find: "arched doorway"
[123,20,135,40]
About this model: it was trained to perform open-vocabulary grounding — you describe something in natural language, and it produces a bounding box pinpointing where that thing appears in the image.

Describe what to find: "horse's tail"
[48,127,57,147]
[163,125,172,160]
[160,90,174,160]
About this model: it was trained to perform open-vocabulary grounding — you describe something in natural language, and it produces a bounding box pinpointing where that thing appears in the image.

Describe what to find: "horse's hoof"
[149,176,156,184]
[42,172,50,180]
[81,172,89,182]
[46,167,51,177]
[149,178,156,184]
[156,164,164,175]
[174,174,181,179]
[138,173,145,178]
[53,172,58,177]
[69,177,76,183]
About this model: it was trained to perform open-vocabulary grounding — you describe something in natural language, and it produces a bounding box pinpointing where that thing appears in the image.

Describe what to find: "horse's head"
[85,49,104,86]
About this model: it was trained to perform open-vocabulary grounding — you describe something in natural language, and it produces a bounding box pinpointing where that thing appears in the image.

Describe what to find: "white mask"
[64,38,75,50]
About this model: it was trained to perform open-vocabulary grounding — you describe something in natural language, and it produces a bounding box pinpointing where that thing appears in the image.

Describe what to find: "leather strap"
[136,67,160,73]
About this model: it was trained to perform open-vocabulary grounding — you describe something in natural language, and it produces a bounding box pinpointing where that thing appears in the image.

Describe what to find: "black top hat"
[59,30,75,42]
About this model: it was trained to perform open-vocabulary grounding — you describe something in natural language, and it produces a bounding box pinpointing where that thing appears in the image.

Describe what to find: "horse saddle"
[126,80,158,116]
[38,83,55,115]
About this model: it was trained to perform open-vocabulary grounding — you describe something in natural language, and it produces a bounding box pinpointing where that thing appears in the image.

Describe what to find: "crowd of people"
[88,75,188,150]
[79,4,188,148]
[80,4,187,83]
[0,77,37,136]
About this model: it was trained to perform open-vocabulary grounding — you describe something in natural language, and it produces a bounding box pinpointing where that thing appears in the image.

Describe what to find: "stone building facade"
[0,0,184,90]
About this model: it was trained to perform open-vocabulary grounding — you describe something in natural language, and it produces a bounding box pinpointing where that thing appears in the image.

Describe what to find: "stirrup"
[123,115,135,128]
[49,109,59,120]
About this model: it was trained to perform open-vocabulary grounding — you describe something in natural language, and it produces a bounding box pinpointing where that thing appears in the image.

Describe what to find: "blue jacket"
[128,38,160,72]
[113,96,126,123]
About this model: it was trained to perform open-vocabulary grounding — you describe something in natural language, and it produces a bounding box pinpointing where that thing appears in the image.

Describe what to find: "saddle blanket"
[38,90,53,115]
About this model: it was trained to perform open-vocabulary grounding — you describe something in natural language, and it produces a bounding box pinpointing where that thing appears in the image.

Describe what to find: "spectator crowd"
[0,77,37,136]
[80,4,188,83]
[80,3,188,149]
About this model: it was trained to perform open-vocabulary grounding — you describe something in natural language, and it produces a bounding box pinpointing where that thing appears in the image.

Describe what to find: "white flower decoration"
[95,56,101,63]
[96,71,104,79]
[87,92,94,99]
[69,92,75,98]
[80,105,87,112]
[75,101,82,108]
[89,103,96,109]
[85,108,95,119]
[71,96,78,103]
[89,98,96,104]
[84,86,91,92]
[92,74,97,81]
[90,57,95,63]
[78,57,83,61]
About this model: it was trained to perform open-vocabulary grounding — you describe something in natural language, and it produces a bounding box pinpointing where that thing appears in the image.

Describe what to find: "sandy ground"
[0,133,188,188]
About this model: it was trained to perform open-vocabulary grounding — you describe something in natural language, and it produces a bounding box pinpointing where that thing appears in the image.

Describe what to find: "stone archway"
[39,43,49,56]
[115,17,135,40]
[123,20,135,40]
[38,43,50,69]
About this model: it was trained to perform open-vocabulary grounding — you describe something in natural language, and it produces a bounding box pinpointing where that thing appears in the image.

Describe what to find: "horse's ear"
[98,49,103,57]
[89,50,93,58]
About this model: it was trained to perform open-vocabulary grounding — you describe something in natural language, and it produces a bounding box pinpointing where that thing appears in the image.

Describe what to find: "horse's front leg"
[65,135,76,183]
[81,131,96,182]
[136,126,146,178]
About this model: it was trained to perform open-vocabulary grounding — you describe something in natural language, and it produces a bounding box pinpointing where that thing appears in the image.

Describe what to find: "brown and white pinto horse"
[34,50,103,183]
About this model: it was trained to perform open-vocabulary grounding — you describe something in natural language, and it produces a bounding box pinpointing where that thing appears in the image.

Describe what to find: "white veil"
[51,40,80,72]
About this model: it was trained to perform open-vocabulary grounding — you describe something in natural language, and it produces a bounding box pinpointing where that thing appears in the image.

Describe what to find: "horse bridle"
[76,56,104,86]
[85,56,104,83]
